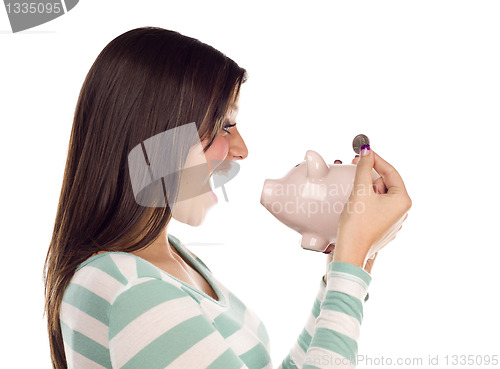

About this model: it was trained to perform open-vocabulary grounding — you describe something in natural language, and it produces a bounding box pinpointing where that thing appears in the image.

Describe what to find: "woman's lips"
[209,159,232,178]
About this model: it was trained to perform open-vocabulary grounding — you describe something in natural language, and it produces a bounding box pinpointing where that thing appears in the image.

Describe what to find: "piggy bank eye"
[294,163,301,167]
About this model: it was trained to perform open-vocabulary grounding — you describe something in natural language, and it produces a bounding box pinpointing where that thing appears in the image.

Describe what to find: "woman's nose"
[227,127,248,160]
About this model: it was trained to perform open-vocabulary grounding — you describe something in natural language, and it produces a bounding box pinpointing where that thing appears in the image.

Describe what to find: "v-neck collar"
[167,233,226,306]
[75,234,227,307]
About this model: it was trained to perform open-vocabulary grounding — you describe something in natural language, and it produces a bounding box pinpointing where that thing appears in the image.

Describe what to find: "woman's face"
[171,99,248,226]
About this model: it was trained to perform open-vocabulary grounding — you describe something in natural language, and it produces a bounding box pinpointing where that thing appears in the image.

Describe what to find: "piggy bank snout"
[260,179,278,206]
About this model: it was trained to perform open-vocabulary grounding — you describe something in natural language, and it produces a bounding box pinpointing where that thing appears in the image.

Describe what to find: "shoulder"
[62,252,188,313]
[60,252,201,363]
[74,251,167,285]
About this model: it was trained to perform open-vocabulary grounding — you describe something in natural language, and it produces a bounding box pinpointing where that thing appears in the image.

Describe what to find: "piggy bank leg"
[301,233,329,252]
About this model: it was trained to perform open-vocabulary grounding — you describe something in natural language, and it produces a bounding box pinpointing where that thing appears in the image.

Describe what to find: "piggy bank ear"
[305,150,329,180]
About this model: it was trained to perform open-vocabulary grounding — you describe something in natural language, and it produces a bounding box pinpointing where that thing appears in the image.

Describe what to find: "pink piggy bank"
[260,150,380,252]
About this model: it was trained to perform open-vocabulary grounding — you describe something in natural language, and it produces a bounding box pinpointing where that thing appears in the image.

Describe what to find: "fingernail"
[334,159,342,164]
[355,155,359,158]
[360,144,371,156]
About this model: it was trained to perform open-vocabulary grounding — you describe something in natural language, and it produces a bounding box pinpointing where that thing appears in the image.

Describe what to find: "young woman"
[44,27,411,369]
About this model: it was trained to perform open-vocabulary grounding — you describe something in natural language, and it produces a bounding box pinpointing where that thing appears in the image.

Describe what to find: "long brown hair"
[43,26,247,369]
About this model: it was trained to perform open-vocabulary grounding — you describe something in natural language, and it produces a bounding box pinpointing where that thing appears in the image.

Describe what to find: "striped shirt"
[60,233,371,369]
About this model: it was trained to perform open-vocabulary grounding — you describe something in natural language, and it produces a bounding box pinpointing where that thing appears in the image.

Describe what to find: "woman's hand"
[323,156,379,282]
[332,148,412,268]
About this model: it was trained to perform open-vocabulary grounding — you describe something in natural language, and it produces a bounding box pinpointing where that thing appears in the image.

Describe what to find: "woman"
[44,27,411,369]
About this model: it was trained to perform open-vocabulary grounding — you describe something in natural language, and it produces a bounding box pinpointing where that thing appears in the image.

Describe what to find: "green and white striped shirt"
[60,234,371,369]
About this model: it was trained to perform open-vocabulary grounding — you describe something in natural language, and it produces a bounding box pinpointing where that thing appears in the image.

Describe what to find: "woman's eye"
[222,123,236,135]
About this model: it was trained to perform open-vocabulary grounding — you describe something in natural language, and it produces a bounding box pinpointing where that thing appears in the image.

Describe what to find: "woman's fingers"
[372,150,409,197]
[353,148,377,191]
[369,213,407,256]
[373,176,387,194]
[353,151,406,200]
[352,154,386,194]
[364,252,377,274]
[323,243,335,254]
[352,150,407,196]
[372,231,396,256]
[334,149,412,265]
[382,213,407,240]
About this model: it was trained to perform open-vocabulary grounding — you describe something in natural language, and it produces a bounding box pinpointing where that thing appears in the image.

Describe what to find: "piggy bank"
[260,150,380,252]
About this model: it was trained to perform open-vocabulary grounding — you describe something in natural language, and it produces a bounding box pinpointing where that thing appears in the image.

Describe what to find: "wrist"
[332,249,366,269]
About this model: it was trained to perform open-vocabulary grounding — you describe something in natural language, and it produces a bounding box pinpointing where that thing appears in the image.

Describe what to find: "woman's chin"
[171,190,218,226]
[209,188,218,204]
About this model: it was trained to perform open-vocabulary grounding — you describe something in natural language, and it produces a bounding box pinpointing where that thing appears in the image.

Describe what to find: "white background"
[1,1,499,368]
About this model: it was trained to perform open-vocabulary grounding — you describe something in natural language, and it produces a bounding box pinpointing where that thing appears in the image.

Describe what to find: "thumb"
[352,145,374,193]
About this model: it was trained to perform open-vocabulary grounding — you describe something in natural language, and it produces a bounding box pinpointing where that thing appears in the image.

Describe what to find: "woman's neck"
[130,227,185,265]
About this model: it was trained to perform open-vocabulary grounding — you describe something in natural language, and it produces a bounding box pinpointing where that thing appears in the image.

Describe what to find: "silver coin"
[352,134,370,154]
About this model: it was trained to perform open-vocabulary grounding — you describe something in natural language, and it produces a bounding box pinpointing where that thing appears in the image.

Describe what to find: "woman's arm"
[278,261,371,369]
[278,275,327,369]
[303,261,371,368]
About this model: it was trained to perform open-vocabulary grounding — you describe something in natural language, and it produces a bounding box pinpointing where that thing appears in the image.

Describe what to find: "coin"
[352,134,370,154]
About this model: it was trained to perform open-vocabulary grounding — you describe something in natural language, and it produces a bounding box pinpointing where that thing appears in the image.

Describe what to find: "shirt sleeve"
[276,274,327,369]
[108,277,253,369]
[278,262,371,369]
